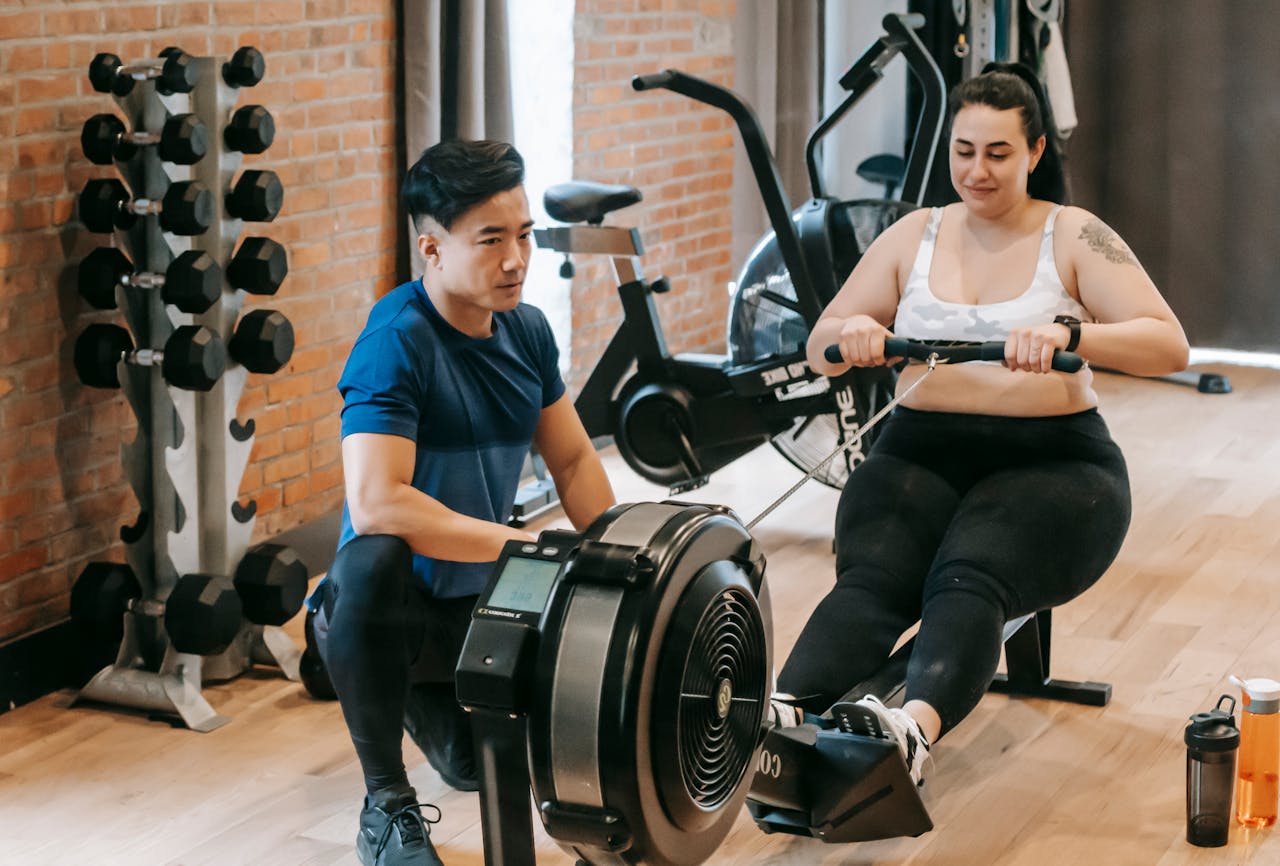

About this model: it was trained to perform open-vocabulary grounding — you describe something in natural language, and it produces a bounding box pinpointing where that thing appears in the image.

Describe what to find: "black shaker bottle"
[1186,694,1240,847]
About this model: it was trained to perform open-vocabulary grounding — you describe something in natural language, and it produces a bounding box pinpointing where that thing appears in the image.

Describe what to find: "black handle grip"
[631,70,677,91]
[824,339,1085,374]
[889,12,927,30]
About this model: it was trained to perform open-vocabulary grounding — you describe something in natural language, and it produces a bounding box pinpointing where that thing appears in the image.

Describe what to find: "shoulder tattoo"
[1079,218,1138,266]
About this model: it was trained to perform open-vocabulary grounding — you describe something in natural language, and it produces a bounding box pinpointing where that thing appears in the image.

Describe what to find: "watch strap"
[1053,315,1081,353]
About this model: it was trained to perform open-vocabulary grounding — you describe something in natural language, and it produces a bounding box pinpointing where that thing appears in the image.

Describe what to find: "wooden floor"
[3,366,1280,865]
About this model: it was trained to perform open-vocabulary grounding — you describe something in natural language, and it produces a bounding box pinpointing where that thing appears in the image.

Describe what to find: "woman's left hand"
[1004,323,1071,374]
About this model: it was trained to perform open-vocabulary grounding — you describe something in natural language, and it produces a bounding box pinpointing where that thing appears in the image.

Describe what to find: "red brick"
[17,74,78,103]
[311,462,344,495]
[259,0,306,24]
[0,12,42,38]
[263,450,308,484]
[4,44,44,74]
[0,544,48,581]
[283,425,312,453]
[251,431,283,462]
[213,2,258,26]
[15,569,65,607]
[103,5,161,33]
[43,41,72,72]
[42,8,105,37]
[306,0,346,18]
[283,475,310,505]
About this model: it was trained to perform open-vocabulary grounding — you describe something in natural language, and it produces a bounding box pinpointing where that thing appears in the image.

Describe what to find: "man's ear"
[417,231,442,269]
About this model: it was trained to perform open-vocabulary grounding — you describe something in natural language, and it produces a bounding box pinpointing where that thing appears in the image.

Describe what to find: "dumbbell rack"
[72,50,298,732]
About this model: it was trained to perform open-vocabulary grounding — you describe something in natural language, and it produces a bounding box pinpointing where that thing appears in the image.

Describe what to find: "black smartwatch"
[1053,315,1082,353]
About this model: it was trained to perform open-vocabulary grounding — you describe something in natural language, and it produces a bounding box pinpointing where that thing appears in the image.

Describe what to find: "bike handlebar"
[894,12,927,31]
[631,68,821,326]
[823,338,1085,374]
[632,71,677,91]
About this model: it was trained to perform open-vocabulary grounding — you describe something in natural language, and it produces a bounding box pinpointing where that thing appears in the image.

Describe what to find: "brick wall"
[0,1,398,643]
[0,0,742,646]
[569,0,738,387]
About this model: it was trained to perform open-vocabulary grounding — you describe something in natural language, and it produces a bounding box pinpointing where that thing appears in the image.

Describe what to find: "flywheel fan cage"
[727,199,914,488]
[671,585,768,809]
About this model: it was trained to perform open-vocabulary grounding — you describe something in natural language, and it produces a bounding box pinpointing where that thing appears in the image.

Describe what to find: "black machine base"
[1163,369,1232,394]
[749,723,931,842]
[746,608,1111,843]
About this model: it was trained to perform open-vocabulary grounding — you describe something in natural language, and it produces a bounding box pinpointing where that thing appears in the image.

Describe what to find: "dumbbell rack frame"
[72,54,298,732]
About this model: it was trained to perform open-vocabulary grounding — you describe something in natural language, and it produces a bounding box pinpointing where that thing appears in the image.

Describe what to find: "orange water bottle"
[1230,675,1280,828]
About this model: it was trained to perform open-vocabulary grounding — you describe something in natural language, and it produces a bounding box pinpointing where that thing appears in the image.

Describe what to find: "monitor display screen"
[486,556,562,614]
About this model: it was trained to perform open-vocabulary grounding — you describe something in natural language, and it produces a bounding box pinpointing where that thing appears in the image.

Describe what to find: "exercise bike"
[458,338,1108,866]
[537,13,947,497]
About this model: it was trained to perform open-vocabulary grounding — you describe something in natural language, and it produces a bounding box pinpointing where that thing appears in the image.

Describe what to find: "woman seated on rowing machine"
[769,62,1189,787]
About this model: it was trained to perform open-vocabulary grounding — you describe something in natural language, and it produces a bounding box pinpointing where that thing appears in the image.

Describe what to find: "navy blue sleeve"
[533,310,566,409]
[337,326,428,442]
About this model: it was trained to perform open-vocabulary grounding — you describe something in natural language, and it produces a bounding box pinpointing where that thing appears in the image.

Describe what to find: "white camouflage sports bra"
[894,205,1090,342]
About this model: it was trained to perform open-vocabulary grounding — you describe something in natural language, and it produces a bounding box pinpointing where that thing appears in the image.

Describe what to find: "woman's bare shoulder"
[1055,205,1141,265]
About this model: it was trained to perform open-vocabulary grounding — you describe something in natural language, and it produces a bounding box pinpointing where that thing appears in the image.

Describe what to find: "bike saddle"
[544,181,642,225]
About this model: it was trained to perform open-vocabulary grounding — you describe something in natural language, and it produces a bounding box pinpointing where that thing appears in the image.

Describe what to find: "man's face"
[418,186,534,318]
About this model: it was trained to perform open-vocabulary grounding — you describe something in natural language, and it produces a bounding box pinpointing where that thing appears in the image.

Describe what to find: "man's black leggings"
[777,407,1131,737]
[314,535,476,795]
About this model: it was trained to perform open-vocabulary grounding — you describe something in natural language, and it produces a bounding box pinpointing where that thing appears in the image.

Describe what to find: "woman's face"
[949,103,1045,217]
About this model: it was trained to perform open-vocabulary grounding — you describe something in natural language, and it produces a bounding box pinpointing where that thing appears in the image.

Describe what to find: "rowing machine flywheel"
[460,501,772,866]
[530,502,771,865]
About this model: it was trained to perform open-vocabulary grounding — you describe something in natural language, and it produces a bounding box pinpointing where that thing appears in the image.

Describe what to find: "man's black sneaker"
[356,786,444,866]
[404,682,479,792]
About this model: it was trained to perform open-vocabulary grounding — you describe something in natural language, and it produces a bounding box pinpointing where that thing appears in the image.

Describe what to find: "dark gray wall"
[1066,1,1280,351]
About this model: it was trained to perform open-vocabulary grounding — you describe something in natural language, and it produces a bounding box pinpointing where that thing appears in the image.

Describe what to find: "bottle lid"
[1185,694,1239,752]
[1230,675,1280,703]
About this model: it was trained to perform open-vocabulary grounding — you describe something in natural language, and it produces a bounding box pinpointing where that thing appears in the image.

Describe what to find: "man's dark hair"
[947,63,1066,204]
[402,139,525,231]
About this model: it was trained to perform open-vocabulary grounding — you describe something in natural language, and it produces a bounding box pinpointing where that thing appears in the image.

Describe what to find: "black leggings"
[778,407,1130,737]
[315,535,476,795]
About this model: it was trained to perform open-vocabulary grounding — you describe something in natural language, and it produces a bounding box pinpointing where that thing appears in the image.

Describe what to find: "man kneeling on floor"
[312,139,616,866]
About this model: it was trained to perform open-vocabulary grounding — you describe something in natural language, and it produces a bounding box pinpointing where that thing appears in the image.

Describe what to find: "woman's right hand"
[830,315,897,367]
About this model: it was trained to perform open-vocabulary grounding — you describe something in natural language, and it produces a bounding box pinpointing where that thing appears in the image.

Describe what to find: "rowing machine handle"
[823,339,1085,373]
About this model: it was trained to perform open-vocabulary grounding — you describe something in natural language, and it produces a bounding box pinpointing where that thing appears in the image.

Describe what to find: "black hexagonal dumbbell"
[233,542,308,627]
[69,561,143,644]
[226,170,283,222]
[74,323,227,391]
[300,599,336,700]
[89,50,197,97]
[70,562,243,656]
[78,247,221,314]
[229,309,294,374]
[224,105,275,155]
[227,237,288,295]
[81,112,208,166]
[80,177,213,236]
[222,45,265,88]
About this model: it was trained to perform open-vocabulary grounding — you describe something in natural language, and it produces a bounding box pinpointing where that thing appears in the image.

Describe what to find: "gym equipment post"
[69,47,303,732]
[522,14,946,510]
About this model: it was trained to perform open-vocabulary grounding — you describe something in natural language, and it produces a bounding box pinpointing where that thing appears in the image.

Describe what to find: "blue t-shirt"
[336,279,565,598]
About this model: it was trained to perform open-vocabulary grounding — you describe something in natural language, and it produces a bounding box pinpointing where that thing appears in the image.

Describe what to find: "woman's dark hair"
[947,62,1066,204]
[402,139,525,231]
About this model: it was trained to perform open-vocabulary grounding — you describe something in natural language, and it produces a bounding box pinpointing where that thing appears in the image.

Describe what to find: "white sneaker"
[768,693,804,728]
[850,694,931,787]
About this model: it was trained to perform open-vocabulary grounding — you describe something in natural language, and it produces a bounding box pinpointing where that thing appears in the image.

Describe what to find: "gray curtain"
[1065,1,1280,351]
[731,0,822,272]
[399,0,514,280]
